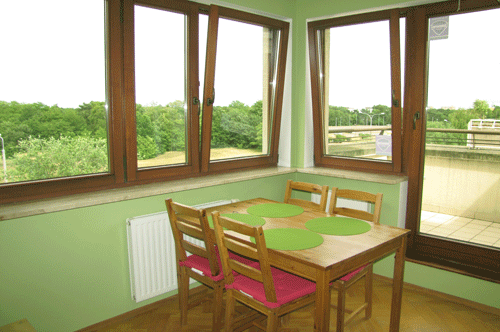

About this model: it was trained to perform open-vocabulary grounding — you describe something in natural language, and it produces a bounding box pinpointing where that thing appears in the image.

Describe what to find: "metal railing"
[328,125,500,149]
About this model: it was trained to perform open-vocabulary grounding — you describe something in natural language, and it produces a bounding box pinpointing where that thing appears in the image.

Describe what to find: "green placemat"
[246,203,304,218]
[208,213,266,229]
[305,216,372,235]
[251,228,324,250]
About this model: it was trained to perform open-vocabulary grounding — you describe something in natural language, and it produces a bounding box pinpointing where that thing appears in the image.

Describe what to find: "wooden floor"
[96,275,500,332]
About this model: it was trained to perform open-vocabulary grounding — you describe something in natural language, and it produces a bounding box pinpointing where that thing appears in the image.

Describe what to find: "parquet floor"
[98,276,500,332]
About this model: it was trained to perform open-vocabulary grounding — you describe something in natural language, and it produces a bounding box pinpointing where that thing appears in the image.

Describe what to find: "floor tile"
[469,219,493,227]
[421,211,500,246]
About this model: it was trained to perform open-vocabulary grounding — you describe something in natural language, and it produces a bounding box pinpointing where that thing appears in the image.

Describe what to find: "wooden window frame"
[307,9,403,175]
[200,5,289,174]
[404,0,500,283]
[0,0,290,204]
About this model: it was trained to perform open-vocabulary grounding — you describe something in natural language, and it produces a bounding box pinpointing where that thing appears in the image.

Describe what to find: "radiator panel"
[126,200,236,302]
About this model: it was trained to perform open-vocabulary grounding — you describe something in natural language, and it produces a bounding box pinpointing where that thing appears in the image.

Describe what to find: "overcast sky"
[0,1,498,110]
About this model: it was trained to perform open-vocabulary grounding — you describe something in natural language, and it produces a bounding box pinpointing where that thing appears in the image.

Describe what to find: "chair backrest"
[165,198,220,277]
[211,211,278,304]
[328,188,383,224]
[284,179,329,211]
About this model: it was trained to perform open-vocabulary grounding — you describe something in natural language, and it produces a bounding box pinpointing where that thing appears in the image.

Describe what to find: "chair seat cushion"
[340,265,367,281]
[179,247,254,281]
[226,266,316,308]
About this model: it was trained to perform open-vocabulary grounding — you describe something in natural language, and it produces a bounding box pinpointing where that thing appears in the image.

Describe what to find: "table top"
[205,198,411,282]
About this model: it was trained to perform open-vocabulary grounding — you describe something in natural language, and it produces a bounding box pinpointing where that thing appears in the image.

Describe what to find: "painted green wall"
[1,0,499,331]
[0,174,291,331]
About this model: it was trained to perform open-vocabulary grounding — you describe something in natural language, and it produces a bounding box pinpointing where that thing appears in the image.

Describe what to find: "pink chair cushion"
[179,247,255,282]
[225,265,316,308]
[340,265,367,281]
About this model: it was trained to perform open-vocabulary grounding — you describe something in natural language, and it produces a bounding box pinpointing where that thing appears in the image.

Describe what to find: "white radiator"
[126,199,238,303]
[312,190,370,213]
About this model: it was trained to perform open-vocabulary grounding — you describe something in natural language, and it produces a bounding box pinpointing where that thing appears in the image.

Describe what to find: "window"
[201,6,289,173]
[404,1,500,282]
[307,10,403,174]
[0,0,289,203]
[0,0,112,183]
[308,0,500,282]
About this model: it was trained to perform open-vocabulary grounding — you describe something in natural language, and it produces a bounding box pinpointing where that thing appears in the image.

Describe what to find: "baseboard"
[374,274,500,316]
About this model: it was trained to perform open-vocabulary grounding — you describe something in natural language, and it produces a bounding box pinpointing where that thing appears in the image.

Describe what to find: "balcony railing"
[328,126,500,149]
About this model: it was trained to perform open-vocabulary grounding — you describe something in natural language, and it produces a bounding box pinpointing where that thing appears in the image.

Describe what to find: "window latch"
[392,90,399,108]
[207,89,215,106]
[413,112,421,130]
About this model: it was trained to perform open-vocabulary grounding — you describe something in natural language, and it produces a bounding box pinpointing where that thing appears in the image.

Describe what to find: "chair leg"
[224,291,236,332]
[336,282,346,332]
[266,311,279,332]
[178,267,190,326]
[212,284,224,332]
[364,265,373,319]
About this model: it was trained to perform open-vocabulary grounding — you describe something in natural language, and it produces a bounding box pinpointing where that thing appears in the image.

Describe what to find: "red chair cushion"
[179,247,254,281]
[225,265,316,308]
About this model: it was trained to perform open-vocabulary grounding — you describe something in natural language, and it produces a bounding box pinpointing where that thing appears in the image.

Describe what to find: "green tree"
[9,136,108,182]
[137,135,158,160]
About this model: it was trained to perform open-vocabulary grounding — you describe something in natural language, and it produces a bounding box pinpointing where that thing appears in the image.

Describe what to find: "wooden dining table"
[204,197,411,332]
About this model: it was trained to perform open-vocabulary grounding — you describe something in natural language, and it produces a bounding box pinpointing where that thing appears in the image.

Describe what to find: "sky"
[0,0,265,109]
[0,1,498,110]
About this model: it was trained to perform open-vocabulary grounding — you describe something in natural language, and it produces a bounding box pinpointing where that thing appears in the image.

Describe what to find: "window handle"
[413,112,421,130]
[207,89,215,106]
[392,90,399,107]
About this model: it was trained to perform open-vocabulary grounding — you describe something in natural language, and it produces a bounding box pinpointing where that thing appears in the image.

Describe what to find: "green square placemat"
[251,228,324,250]
[246,203,304,218]
[305,216,371,235]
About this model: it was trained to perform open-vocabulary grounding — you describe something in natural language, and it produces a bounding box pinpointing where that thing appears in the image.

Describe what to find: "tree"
[9,136,108,182]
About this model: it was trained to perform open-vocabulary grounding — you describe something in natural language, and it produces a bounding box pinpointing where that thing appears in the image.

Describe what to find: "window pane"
[210,18,280,161]
[322,21,393,161]
[421,9,500,249]
[134,6,187,168]
[0,0,108,183]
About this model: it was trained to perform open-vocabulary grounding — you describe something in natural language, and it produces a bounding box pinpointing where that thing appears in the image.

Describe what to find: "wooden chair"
[211,211,317,332]
[283,179,329,211]
[328,188,383,331]
[165,198,225,332]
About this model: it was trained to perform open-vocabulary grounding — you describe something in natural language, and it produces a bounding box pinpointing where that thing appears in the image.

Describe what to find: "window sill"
[297,167,407,185]
[0,167,296,221]
[0,166,407,221]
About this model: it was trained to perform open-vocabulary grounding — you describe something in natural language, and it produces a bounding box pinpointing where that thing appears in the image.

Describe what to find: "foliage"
[137,135,158,160]
[328,105,390,126]
[211,100,263,150]
[8,136,108,182]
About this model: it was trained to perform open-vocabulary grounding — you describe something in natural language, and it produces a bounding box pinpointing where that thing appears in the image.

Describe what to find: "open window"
[308,9,403,174]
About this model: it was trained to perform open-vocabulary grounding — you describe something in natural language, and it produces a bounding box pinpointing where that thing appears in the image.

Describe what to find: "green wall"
[0,174,290,331]
[1,0,499,331]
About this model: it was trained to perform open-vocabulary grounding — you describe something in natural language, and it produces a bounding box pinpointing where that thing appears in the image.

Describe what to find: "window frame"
[200,5,289,174]
[307,9,403,175]
[0,0,290,204]
[404,0,500,283]
[123,0,201,182]
[0,0,124,204]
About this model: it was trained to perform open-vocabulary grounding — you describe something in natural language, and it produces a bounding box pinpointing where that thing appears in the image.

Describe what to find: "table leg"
[314,269,331,332]
[389,236,408,331]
